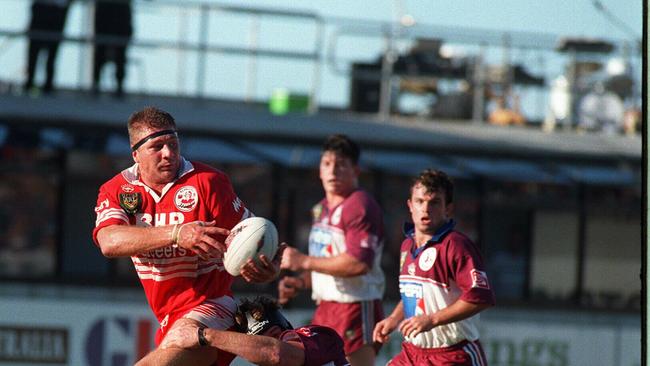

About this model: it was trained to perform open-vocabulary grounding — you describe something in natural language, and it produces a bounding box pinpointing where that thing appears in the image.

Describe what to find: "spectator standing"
[24,0,70,94]
[92,0,132,97]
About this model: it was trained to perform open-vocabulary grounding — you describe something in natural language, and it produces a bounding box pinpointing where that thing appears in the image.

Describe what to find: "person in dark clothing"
[92,0,133,97]
[24,0,70,94]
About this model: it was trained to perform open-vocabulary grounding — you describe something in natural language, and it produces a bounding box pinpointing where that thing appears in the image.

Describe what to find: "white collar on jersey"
[122,156,193,184]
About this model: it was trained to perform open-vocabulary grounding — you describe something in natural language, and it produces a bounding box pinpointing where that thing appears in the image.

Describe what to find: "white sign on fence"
[0,297,640,366]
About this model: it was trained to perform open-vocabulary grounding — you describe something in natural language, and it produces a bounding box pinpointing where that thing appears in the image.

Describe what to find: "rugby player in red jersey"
[93,106,281,365]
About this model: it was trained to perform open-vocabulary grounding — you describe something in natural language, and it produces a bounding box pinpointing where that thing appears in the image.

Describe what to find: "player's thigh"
[314,300,381,355]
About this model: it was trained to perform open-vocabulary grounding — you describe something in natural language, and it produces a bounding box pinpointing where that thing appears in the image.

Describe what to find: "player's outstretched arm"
[162,326,305,366]
[399,299,491,339]
[429,299,492,327]
[281,247,368,278]
[96,221,229,259]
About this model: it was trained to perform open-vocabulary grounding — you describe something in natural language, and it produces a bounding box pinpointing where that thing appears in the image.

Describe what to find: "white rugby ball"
[223,217,279,276]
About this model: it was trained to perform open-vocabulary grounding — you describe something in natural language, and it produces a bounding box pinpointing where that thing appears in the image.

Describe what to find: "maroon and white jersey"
[93,158,251,327]
[398,220,495,349]
[308,190,384,302]
[280,325,350,366]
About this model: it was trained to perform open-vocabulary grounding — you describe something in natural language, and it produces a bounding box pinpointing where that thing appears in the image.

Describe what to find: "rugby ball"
[223,217,279,276]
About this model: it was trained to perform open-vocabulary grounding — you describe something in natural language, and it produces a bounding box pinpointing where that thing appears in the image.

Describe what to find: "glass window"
[530,210,579,303]
[582,186,640,310]
[222,163,273,218]
[62,150,127,280]
[0,146,61,278]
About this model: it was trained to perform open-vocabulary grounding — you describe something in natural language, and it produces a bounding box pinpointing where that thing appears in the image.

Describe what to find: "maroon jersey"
[93,159,251,338]
[280,325,350,366]
[398,220,495,348]
[308,189,384,302]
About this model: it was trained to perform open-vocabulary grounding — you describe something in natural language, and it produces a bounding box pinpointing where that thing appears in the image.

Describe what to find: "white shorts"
[182,295,237,330]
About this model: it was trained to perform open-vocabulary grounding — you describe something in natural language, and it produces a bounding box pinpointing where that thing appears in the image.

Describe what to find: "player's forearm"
[429,300,491,328]
[204,330,303,366]
[96,224,175,257]
[304,253,369,277]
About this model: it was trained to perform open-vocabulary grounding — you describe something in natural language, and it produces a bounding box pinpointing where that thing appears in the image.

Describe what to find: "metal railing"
[0,0,325,112]
[0,0,641,126]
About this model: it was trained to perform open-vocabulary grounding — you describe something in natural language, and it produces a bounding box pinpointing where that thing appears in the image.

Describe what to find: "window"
[0,145,61,278]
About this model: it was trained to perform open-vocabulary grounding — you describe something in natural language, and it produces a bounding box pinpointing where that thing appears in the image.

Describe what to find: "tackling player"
[93,106,280,365]
[158,296,350,366]
[279,134,384,366]
[373,169,495,365]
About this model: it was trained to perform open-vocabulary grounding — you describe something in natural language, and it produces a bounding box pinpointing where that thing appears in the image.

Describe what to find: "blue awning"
[452,157,567,184]
[363,150,469,178]
[555,164,638,186]
[238,142,322,168]
[105,134,130,156]
[105,135,264,164]
[182,138,263,164]
[104,134,640,187]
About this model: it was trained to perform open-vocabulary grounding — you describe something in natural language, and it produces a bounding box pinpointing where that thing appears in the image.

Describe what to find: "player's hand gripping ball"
[223,217,279,276]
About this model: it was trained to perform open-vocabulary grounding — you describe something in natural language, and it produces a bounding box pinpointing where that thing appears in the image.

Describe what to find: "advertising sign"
[0,297,640,366]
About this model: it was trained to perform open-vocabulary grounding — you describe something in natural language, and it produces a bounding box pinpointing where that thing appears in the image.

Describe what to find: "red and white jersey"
[398,220,495,349]
[93,158,251,326]
[308,190,384,303]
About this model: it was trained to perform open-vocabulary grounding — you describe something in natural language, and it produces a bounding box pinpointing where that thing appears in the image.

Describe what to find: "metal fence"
[0,0,641,124]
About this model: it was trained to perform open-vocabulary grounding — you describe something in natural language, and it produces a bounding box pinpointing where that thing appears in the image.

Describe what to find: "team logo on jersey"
[295,327,315,337]
[418,248,437,271]
[95,199,109,213]
[119,192,142,215]
[415,298,426,316]
[120,184,135,193]
[470,269,491,289]
[399,281,423,319]
[309,226,334,257]
[407,263,416,275]
[331,206,343,225]
[400,251,407,271]
[175,186,198,212]
[325,244,334,256]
